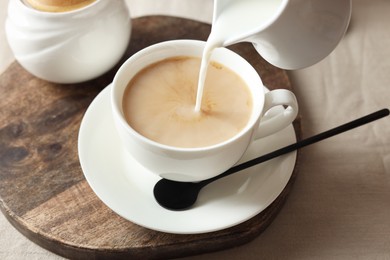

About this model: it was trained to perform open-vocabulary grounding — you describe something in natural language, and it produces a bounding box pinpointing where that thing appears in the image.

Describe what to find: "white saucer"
[78,84,297,234]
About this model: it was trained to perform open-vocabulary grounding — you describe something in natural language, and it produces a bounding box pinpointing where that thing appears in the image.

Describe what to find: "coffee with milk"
[24,0,96,12]
[122,56,252,148]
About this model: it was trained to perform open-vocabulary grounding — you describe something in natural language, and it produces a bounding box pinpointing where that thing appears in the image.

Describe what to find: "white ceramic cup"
[111,40,298,182]
[6,0,131,84]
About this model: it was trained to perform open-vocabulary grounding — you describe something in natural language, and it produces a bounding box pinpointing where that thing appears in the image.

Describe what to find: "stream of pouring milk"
[194,0,282,112]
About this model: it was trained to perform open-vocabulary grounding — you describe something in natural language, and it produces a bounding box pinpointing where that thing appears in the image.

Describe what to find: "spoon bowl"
[153,180,205,210]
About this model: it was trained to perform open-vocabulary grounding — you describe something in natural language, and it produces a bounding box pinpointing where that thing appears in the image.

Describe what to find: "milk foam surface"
[123,57,252,148]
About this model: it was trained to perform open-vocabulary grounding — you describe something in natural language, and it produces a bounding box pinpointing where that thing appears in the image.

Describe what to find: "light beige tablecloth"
[1,0,389,259]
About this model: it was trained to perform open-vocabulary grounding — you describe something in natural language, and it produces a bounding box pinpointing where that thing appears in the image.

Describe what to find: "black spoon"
[153,108,389,211]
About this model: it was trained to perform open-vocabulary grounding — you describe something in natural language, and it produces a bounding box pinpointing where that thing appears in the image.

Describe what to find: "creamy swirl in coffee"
[122,56,252,148]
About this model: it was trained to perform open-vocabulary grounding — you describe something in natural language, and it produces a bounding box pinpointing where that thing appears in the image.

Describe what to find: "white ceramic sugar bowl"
[5,0,131,84]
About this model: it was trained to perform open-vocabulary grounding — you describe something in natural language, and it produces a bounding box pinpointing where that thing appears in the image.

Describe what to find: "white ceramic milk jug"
[210,0,352,69]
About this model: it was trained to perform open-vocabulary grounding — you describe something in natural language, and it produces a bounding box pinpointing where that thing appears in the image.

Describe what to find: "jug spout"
[212,0,352,70]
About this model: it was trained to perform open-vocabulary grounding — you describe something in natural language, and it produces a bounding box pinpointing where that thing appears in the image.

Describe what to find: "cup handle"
[254,89,298,139]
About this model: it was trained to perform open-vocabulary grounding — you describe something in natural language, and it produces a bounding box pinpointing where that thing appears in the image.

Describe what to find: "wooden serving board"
[0,16,300,259]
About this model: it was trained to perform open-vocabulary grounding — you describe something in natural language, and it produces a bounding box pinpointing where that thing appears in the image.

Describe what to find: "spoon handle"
[208,108,389,183]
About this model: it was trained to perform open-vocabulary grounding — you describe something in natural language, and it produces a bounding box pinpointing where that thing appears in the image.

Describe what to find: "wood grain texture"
[0,16,300,259]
